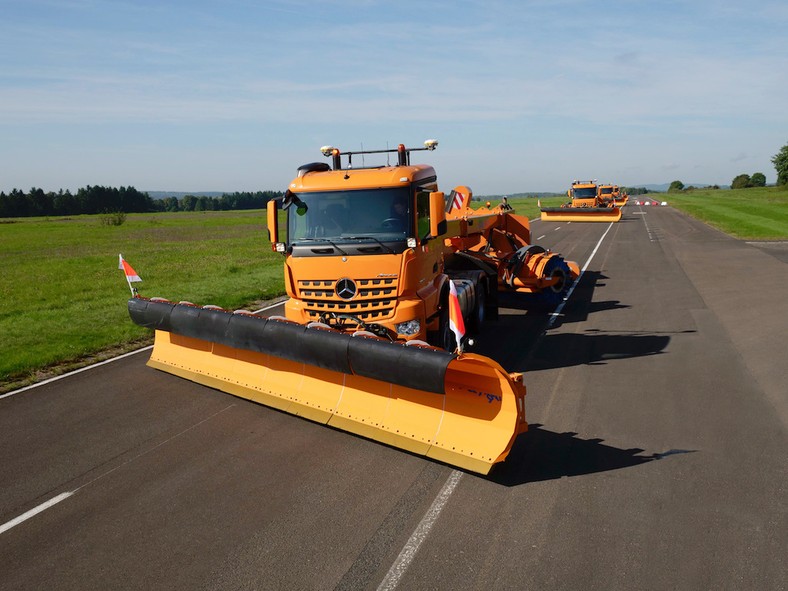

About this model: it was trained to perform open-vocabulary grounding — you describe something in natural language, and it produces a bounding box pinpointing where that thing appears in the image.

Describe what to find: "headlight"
[396,319,421,336]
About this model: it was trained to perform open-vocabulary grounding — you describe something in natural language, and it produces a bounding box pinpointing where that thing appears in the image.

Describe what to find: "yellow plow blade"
[130,298,526,475]
[540,206,621,223]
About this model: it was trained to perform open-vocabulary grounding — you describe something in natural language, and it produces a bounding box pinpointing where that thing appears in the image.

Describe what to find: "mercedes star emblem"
[335,278,357,300]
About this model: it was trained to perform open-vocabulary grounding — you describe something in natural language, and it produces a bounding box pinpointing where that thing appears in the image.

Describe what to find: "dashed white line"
[378,221,616,589]
[639,207,657,241]
[547,222,614,329]
[377,470,464,591]
[0,403,236,536]
[0,299,286,532]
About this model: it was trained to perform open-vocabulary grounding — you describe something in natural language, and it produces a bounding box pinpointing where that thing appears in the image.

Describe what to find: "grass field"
[0,210,284,390]
[1,186,786,392]
[659,185,788,239]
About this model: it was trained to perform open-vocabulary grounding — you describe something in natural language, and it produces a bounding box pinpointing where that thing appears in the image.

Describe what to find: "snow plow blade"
[128,297,527,475]
[613,196,628,207]
[540,206,622,223]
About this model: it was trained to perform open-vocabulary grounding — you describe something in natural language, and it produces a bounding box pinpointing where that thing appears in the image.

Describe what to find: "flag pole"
[127,275,137,298]
[119,253,139,298]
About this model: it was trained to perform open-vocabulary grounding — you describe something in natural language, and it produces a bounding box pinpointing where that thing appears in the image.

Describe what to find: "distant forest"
[0,186,283,218]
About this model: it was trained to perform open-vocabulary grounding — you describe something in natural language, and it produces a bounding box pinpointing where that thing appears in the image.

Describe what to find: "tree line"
[0,186,283,218]
[667,141,788,194]
[621,187,651,195]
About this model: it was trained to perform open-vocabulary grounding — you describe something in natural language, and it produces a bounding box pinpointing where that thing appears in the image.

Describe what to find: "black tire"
[538,256,572,306]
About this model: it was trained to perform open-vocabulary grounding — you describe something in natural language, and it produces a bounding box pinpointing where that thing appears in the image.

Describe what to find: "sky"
[1,0,786,195]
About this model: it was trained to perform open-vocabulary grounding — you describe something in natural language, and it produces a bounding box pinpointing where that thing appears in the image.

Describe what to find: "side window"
[415,189,431,241]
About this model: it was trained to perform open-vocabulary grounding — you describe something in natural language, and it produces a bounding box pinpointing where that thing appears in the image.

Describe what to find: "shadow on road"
[524,331,672,372]
[487,424,696,487]
[496,271,623,319]
[476,268,690,372]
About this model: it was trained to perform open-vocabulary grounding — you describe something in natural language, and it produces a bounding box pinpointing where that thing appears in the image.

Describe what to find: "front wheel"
[538,256,573,306]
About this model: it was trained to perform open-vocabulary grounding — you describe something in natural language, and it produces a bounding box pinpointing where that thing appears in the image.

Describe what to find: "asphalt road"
[1,205,786,590]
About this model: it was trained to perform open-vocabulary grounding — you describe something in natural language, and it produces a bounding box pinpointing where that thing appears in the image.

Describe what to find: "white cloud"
[1,0,786,191]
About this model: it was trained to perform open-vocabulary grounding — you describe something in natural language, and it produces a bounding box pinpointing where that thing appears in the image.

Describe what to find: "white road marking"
[0,346,154,400]
[547,222,614,329]
[639,207,657,241]
[252,298,288,315]
[537,234,546,240]
[377,470,464,591]
[378,222,616,589]
[1,302,252,534]
[1,299,288,402]
[0,404,235,536]
[0,492,74,535]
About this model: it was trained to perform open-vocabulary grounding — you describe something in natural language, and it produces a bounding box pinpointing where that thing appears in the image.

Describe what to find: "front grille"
[297,277,398,322]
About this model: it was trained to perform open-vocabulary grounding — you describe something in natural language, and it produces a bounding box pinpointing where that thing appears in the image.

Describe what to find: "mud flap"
[129,298,526,475]
[540,206,621,223]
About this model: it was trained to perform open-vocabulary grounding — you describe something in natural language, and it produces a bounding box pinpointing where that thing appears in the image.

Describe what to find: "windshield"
[599,187,613,195]
[287,187,411,243]
[573,187,597,198]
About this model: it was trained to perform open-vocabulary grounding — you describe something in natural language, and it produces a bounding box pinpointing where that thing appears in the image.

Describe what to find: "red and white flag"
[119,254,142,296]
[451,190,465,211]
[448,280,466,353]
[118,254,142,282]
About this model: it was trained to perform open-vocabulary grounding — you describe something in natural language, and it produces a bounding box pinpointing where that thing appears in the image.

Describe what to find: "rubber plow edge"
[128,297,527,474]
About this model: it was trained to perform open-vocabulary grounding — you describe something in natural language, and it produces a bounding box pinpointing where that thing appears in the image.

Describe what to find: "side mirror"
[267,199,281,251]
[429,191,447,238]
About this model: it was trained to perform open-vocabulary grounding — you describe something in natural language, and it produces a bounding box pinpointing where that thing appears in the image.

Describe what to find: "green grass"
[504,187,788,240]
[0,210,285,388]
[2,186,785,391]
[654,185,788,240]
[503,196,566,219]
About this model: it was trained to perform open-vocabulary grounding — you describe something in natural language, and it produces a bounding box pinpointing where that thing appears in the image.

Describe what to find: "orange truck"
[540,179,622,222]
[128,141,579,474]
[597,183,617,205]
[598,183,629,207]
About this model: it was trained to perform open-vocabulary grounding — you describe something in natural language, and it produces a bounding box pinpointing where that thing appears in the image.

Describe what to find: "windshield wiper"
[294,238,348,255]
[344,236,396,254]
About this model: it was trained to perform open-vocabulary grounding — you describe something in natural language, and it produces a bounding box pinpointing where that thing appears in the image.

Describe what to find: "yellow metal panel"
[540,207,621,223]
[146,330,527,475]
[428,356,524,470]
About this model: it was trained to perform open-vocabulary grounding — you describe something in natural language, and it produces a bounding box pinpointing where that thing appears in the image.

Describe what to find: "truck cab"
[267,142,451,345]
[597,184,619,206]
[569,180,600,207]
